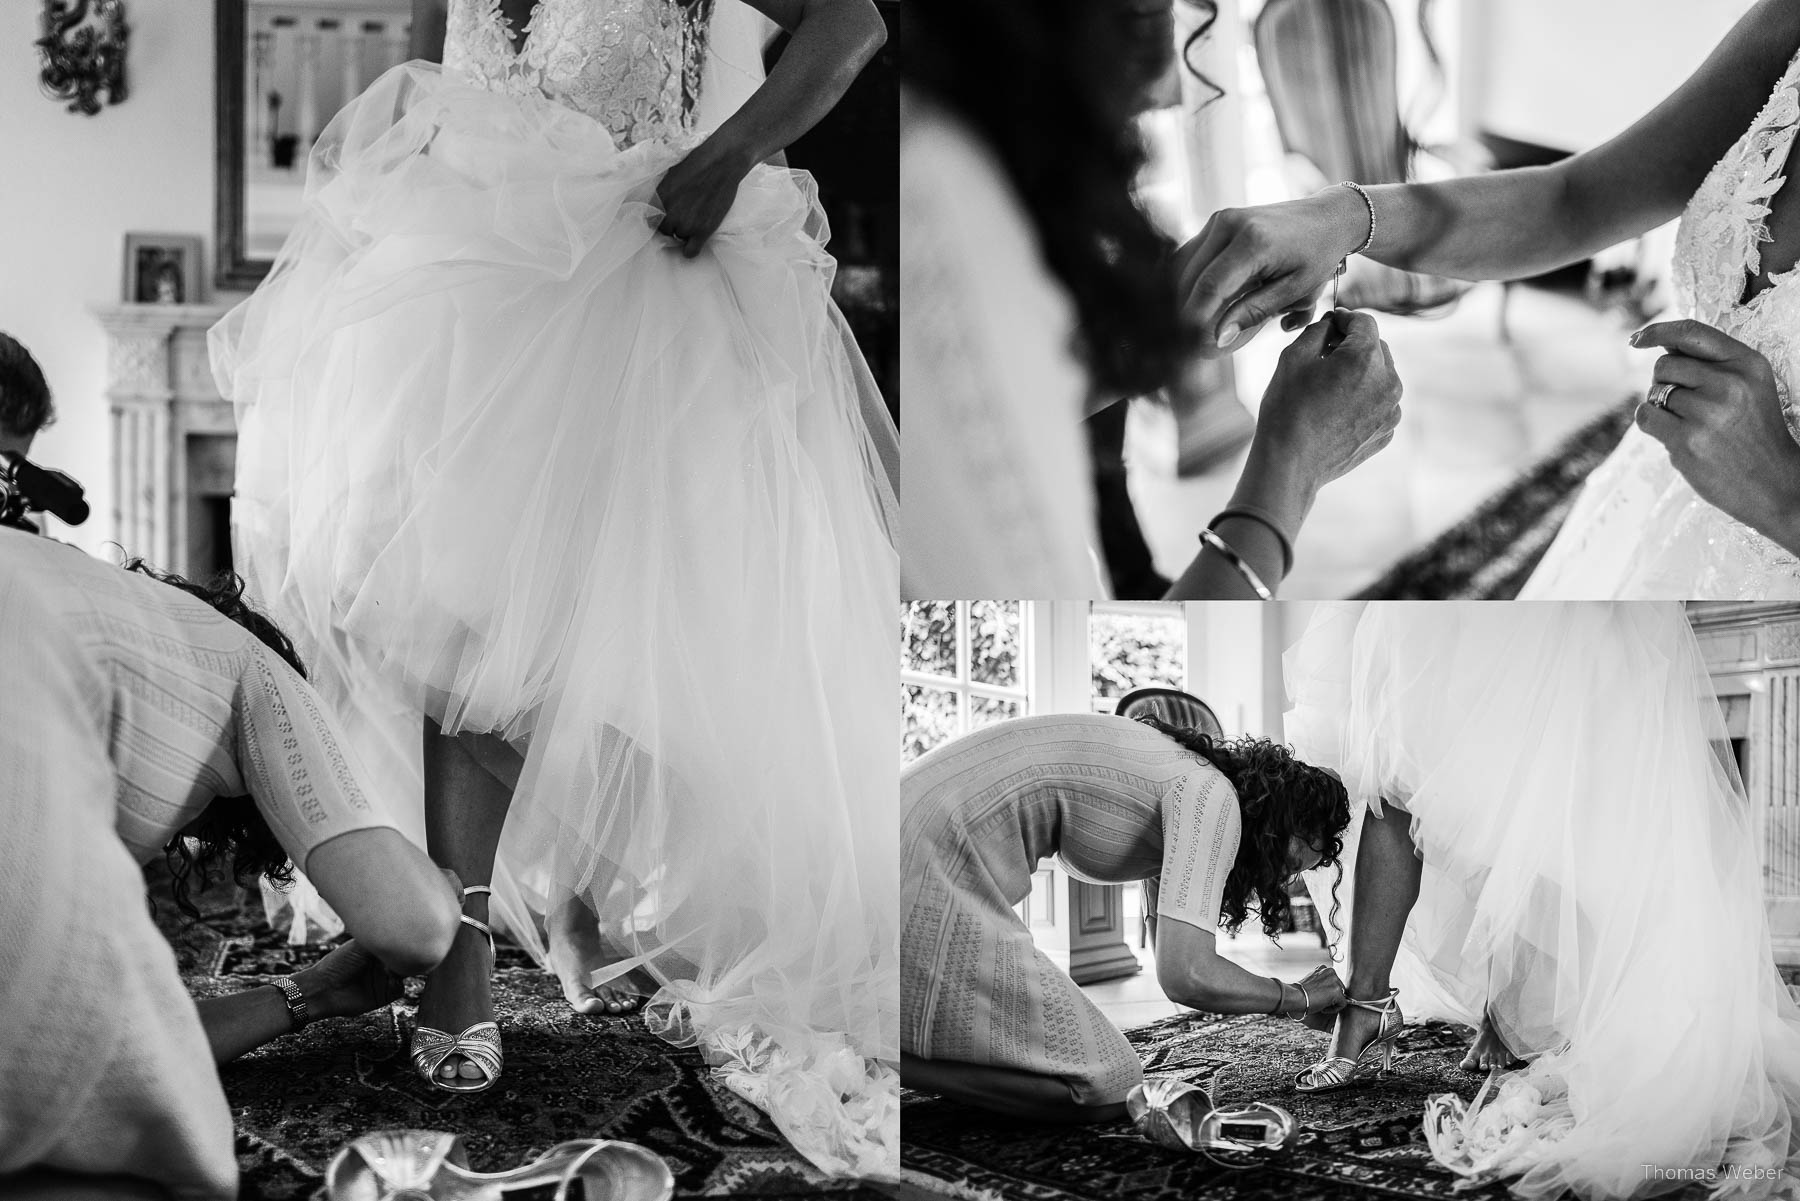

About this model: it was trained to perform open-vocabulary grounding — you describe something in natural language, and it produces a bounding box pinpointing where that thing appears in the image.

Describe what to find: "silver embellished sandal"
[410,884,503,1094]
[325,1130,674,1201]
[1294,988,1403,1094]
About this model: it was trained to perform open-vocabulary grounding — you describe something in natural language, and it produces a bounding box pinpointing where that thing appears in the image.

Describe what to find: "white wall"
[1466,0,1758,153]
[1,1,226,554]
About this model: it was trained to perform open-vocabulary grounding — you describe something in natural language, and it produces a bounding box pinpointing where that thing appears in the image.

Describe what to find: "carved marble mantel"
[90,303,236,575]
[1689,602,1800,964]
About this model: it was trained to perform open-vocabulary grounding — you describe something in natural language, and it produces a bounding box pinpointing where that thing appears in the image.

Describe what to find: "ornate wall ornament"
[38,0,129,116]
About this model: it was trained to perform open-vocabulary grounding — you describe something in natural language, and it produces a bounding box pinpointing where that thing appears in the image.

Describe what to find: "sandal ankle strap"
[1343,987,1400,1014]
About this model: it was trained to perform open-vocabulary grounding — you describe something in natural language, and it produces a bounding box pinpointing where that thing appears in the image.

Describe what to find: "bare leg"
[900,1053,1127,1124]
[1326,804,1423,1064]
[415,716,514,1084]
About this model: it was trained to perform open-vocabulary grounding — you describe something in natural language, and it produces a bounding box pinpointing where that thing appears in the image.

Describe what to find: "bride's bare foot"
[547,895,644,1016]
[1460,1010,1525,1073]
[414,901,497,1084]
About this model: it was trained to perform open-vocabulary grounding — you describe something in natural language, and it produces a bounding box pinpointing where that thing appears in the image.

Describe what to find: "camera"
[0,451,89,534]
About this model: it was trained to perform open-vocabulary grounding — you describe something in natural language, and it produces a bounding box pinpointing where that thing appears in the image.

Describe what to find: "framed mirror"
[214,0,414,291]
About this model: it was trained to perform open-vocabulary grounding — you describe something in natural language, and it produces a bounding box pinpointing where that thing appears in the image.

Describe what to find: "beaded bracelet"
[1340,181,1376,256]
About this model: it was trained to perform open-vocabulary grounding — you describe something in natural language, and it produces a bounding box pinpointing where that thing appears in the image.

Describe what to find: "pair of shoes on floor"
[325,1129,673,1201]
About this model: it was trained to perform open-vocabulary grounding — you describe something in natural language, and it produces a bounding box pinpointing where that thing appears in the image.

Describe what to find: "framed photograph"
[122,233,204,306]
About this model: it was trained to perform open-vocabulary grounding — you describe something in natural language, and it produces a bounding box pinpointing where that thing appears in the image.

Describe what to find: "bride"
[210,0,899,1175]
[1285,603,1800,1198]
[1175,0,1800,598]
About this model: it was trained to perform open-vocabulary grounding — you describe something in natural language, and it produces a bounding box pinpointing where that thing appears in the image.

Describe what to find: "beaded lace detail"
[1529,48,1800,598]
[443,0,712,147]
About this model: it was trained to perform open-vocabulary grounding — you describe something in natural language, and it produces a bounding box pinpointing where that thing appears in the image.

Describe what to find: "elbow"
[841,0,886,69]
[1156,962,1217,1012]
[862,4,888,55]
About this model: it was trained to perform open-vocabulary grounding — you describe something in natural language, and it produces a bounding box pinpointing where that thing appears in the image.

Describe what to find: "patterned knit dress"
[901,713,1241,1106]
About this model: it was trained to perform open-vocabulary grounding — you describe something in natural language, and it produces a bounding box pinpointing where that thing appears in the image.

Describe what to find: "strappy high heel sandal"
[1294,988,1403,1094]
[325,1130,674,1201]
[411,884,502,1094]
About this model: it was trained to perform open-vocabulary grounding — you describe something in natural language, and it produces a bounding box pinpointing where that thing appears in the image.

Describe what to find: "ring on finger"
[1647,381,1677,409]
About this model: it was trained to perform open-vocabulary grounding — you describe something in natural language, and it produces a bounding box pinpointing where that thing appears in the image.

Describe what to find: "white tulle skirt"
[1285,602,1800,1200]
[211,63,899,1176]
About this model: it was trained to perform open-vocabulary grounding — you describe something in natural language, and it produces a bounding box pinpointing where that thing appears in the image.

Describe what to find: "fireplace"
[1689,602,1800,965]
[93,303,238,580]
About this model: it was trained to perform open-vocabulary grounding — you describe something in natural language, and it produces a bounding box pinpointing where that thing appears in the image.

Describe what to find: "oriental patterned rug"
[1355,399,1636,599]
[157,871,886,1200]
[899,1009,1710,1201]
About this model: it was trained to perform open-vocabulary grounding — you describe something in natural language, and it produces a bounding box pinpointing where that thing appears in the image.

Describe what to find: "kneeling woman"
[0,529,462,1201]
[901,712,1352,1121]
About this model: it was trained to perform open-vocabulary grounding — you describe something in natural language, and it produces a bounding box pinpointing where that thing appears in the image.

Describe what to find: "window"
[1088,602,1188,715]
[900,601,1029,762]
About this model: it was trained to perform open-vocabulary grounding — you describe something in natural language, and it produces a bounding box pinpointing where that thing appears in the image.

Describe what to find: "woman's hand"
[1631,319,1800,555]
[655,134,755,258]
[1292,964,1347,1030]
[1175,188,1374,356]
[294,940,406,1021]
[1252,310,1403,494]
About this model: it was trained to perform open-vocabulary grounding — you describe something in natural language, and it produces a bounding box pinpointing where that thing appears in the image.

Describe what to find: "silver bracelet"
[1213,505,1293,578]
[1340,181,1376,256]
[1198,527,1274,600]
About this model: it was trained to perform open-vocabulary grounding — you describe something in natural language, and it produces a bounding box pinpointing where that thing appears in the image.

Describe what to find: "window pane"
[1090,606,1186,710]
[901,602,958,678]
[970,694,1022,730]
[968,600,1023,689]
[901,683,959,762]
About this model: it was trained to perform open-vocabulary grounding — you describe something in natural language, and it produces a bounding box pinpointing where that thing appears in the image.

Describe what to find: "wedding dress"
[211,0,899,1175]
[1286,603,1800,1199]
[1523,49,1800,598]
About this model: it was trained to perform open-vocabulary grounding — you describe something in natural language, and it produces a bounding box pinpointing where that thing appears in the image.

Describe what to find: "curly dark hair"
[124,560,301,919]
[0,332,53,440]
[903,0,1216,398]
[1137,716,1350,942]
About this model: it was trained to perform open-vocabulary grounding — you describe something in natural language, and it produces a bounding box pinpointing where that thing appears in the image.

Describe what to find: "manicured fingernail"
[1218,323,1240,348]
[1627,329,1643,346]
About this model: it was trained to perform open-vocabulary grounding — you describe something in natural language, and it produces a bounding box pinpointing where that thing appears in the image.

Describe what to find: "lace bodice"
[1672,47,1800,435]
[443,0,711,147]
[1527,47,1800,598]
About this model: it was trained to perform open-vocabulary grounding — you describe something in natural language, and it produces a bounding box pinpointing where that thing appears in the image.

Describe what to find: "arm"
[1180,0,1800,349]
[302,829,461,977]
[1153,917,1342,1017]
[655,0,886,254]
[715,0,885,166]
[1164,312,1402,599]
[235,650,461,978]
[194,941,404,1063]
